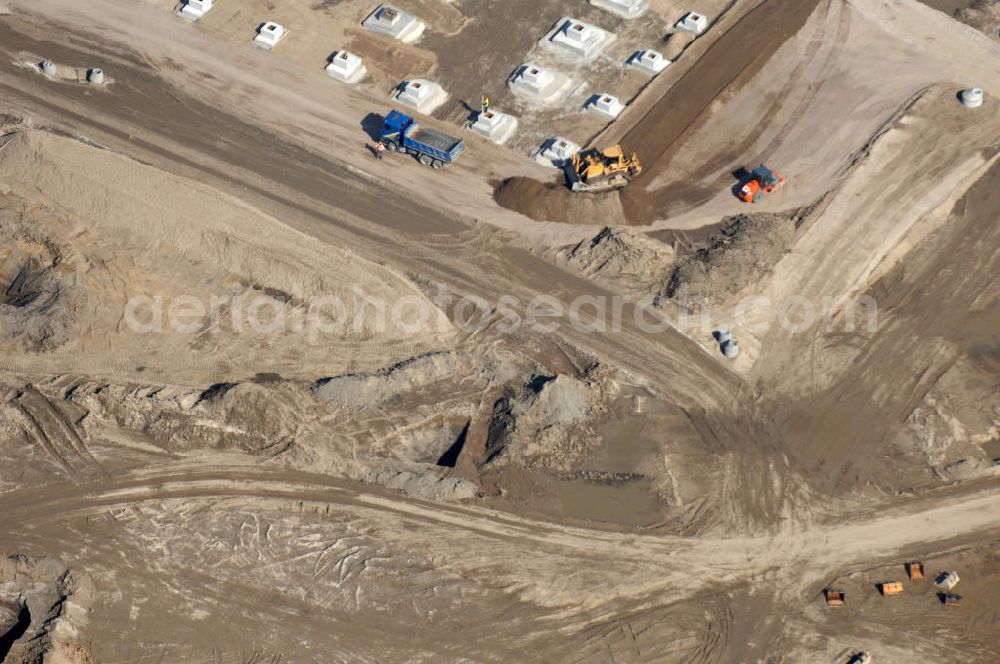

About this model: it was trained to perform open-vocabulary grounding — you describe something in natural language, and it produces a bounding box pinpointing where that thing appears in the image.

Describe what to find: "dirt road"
[2,457,1000,661]
[1,1,1000,662]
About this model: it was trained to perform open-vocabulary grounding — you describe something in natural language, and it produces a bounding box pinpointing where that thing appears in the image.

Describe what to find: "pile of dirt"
[0,369,491,499]
[312,353,468,410]
[956,0,1000,35]
[480,369,615,473]
[0,113,21,132]
[189,381,308,454]
[902,350,999,482]
[664,211,797,305]
[362,463,479,501]
[0,554,95,664]
[0,378,314,473]
[494,177,627,225]
[0,215,76,351]
[311,348,620,476]
[550,227,676,294]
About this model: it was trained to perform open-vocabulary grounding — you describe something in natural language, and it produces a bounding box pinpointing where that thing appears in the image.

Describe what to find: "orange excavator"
[739,164,785,203]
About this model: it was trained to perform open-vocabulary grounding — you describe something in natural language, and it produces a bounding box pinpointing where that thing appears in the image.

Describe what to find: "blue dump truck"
[379,109,465,169]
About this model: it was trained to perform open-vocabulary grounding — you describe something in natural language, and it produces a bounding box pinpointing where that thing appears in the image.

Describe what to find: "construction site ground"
[141,0,733,157]
[0,0,999,662]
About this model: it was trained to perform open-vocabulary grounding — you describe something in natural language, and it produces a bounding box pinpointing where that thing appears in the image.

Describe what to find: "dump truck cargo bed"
[408,126,463,155]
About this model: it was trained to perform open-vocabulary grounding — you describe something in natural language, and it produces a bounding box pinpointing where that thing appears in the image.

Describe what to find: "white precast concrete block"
[676,11,708,35]
[628,49,670,74]
[179,0,213,21]
[545,17,616,61]
[363,4,426,43]
[254,22,287,50]
[533,136,581,168]
[394,79,448,114]
[590,0,648,19]
[587,93,625,119]
[326,50,367,83]
[508,63,574,105]
[469,110,518,144]
[564,21,598,44]
[519,64,553,92]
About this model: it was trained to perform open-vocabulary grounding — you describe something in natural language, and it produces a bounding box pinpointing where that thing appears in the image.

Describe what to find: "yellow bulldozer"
[564,145,642,193]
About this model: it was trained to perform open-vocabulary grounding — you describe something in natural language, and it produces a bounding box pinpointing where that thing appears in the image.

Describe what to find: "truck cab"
[380,110,416,145]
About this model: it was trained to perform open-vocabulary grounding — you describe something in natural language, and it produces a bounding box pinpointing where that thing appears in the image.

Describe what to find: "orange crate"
[880,581,904,596]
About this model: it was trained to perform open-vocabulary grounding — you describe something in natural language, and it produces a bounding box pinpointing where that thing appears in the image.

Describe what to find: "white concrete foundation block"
[469,110,518,144]
[363,4,426,43]
[394,79,448,114]
[533,137,581,168]
[590,0,648,19]
[544,17,616,62]
[326,51,367,83]
[179,0,213,21]
[628,49,670,75]
[508,64,574,105]
[254,22,287,50]
[518,64,553,91]
[676,11,708,35]
[587,93,625,119]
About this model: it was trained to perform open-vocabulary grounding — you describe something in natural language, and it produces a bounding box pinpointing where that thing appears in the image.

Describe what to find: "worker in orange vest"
[374,140,386,160]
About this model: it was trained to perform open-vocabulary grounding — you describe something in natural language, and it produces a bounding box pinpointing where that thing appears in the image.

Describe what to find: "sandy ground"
[0,0,999,662]
[136,0,736,157]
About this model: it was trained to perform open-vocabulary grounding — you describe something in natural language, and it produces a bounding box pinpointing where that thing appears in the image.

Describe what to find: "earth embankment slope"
[0,129,454,382]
